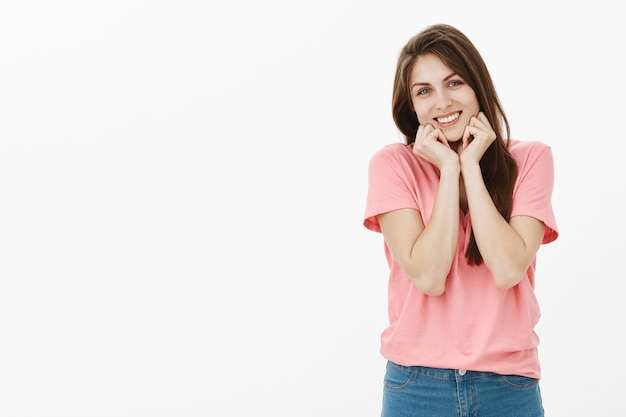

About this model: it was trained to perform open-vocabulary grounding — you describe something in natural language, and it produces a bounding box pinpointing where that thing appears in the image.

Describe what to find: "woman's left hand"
[459,112,496,165]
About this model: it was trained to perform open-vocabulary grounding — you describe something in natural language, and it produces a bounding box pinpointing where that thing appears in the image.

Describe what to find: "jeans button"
[458,369,466,375]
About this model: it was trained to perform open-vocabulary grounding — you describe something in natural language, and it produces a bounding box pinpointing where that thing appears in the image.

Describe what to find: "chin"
[445,133,463,143]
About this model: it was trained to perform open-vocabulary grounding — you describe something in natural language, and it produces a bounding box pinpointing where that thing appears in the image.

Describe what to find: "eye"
[416,88,430,96]
[449,80,463,87]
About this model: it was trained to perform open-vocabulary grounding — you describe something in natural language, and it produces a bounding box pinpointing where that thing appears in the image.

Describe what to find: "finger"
[414,125,427,145]
[466,125,485,141]
[462,125,473,148]
[435,128,450,146]
[424,125,439,143]
[414,125,422,142]
[473,114,497,142]
[476,112,492,129]
[416,124,431,139]
[469,115,484,130]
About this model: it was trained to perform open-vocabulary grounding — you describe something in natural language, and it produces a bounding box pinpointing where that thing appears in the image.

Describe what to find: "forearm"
[461,163,534,288]
[407,165,460,294]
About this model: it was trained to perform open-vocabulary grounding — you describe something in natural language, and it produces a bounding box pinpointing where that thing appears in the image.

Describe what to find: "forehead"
[409,53,453,84]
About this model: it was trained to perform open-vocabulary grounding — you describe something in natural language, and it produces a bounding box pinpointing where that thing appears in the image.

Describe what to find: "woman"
[363,24,558,417]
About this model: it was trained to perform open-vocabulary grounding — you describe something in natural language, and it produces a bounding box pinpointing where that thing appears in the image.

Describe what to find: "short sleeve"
[363,145,420,233]
[510,143,559,244]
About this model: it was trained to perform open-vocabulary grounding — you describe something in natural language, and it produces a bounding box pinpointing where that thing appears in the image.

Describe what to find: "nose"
[434,89,452,109]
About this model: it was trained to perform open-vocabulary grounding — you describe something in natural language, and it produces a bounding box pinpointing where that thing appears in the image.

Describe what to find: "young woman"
[363,24,559,417]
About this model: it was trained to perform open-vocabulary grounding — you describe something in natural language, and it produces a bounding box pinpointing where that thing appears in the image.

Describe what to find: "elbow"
[491,267,526,290]
[422,284,446,296]
[408,273,447,296]
[399,257,451,296]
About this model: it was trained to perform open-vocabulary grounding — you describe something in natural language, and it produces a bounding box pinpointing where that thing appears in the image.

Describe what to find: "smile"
[436,112,460,124]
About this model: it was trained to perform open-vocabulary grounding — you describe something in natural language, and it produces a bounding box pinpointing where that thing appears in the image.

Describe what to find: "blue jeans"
[381,361,544,417]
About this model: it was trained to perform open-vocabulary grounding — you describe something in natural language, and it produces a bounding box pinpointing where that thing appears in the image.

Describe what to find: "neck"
[449,140,462,153]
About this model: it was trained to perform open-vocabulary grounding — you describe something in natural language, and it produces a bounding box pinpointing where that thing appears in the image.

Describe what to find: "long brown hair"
[391,24,518,265]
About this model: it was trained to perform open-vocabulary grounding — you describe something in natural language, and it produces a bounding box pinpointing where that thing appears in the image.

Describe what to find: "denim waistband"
[389,362,497,381]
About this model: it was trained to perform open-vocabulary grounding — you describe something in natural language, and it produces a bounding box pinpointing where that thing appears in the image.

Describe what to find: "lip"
[434,111,461,127]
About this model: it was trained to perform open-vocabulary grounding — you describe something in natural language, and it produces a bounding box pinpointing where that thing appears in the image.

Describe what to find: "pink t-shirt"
[363,139,558,379]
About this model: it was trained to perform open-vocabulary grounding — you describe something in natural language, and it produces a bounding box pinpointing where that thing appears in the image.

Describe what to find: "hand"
[412,124,459,170]
[459,112,497,165]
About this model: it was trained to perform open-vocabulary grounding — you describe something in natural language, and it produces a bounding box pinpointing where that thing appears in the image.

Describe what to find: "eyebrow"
[411,72,458,90]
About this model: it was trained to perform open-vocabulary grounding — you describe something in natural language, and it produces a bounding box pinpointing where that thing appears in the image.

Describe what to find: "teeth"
[437,112,459,123]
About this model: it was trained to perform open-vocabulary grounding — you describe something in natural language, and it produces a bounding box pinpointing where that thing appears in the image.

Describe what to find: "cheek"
[462,91,480,114]
[468,99,480,115]
[412,102,429,124]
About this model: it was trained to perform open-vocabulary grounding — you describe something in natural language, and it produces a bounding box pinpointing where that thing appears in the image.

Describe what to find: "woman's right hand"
[412,124,460,171]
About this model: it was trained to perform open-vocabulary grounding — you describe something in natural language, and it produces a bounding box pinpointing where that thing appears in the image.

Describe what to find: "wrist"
[440,159,461,177]
[460,159,480,176]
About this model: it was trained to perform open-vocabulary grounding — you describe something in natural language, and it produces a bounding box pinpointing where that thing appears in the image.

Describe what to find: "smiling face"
[409,53,479,142]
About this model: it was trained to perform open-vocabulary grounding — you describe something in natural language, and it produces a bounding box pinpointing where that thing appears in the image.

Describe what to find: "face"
[409,53,479,142]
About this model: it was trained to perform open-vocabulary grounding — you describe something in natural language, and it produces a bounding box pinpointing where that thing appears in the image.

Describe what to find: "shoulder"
[368,142,411,172]
[508,139,553,160]
[508,139,556,186]
[508,139,554,169]
[368,142,436,181]
[370,142,412,162]
[369,142,428,170]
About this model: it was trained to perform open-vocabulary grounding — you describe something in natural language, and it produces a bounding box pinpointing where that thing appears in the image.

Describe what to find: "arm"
[460,113,546,289]
[378,125,461,296]
[461,163,546,289]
